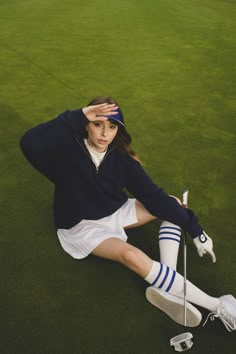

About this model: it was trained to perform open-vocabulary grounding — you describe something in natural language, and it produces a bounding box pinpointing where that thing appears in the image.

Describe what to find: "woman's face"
[87,120,118,152]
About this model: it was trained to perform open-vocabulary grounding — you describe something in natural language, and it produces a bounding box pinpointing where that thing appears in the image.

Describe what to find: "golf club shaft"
[182,190,189,327]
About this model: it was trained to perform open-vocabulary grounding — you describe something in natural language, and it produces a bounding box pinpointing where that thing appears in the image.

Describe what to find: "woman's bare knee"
[121,247,152,277]
[92,239,152,277]
[122,248,138,268]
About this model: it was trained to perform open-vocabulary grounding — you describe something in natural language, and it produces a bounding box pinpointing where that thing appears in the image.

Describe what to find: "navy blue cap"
[96,112,124,126]
[106,113,124,126]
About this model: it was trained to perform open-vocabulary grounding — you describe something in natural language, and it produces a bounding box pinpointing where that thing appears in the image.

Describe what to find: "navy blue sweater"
[20,109,203,238]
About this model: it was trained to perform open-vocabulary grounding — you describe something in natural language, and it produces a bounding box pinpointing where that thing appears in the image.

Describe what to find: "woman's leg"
[92,212,236,330]
[158,221,181,270]
[91,238,219,312]
[92,237,152,277]
[126,199,182,270]
[124,200,157,228]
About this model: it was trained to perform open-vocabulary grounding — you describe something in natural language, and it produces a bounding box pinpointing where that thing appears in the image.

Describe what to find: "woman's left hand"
[193,232,216,263]
[82,103,119,121]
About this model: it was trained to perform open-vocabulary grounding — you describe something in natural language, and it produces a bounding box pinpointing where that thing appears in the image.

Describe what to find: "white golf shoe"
[146,286,202,327]
[203,294,236,332]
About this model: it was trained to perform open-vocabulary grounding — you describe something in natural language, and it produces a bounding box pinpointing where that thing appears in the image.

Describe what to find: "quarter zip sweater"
[19,109,203,238]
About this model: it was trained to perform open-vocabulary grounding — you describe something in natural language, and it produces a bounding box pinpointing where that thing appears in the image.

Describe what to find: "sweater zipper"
[96,148,115,173]
[75,137,115,174]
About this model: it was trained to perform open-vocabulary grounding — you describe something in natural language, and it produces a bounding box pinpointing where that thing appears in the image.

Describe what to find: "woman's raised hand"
[82,103,119,121]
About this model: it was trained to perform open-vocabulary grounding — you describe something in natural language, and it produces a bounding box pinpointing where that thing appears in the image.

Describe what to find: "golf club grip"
[182,190,189,208]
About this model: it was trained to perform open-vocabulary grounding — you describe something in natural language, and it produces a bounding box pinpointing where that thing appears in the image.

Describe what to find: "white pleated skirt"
[57,199,138,259]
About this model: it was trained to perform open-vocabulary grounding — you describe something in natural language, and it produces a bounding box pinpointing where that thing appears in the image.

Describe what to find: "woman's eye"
[110,125,117,129]
[93,122,101,127]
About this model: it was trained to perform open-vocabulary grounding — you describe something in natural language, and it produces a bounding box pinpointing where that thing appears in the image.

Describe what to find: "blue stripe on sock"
[151,263,163,286]
[159,237,180,243]
[158,266,170,289]
[159,231,181,238]
[166,270,176,292]
[160,226,181,232]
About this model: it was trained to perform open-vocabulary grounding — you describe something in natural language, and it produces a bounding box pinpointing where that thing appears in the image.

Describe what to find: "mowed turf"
[0,0,236,353]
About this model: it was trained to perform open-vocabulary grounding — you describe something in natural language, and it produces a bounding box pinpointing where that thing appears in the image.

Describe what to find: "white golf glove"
[193,231,216,263]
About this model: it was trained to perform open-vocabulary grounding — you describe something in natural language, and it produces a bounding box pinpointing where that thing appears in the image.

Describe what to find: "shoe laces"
[203,306,236,332]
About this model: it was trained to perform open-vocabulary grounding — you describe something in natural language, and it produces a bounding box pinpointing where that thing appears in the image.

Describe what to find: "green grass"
[0,0,236,353]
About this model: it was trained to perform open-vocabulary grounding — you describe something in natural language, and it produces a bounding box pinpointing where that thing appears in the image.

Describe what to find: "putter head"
[170,332,193,352]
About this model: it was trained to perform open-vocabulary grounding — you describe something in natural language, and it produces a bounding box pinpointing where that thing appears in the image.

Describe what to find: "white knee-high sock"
[158,221,181,270]
[145,261,220,312]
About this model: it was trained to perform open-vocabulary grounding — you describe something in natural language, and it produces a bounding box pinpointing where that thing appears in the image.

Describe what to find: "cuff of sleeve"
[184,209,204,238]
[188,225,204,239]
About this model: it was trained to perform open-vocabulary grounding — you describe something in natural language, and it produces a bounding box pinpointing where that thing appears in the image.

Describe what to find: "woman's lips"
[98,139,108,144]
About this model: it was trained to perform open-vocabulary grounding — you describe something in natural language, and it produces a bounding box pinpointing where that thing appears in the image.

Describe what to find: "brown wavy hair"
[87,97,141,163]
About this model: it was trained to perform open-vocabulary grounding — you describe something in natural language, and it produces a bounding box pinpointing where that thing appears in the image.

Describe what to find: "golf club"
[170,189,194,352]
[182,189,189,326]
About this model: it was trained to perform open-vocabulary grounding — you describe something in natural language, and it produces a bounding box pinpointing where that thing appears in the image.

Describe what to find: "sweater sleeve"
[19,109,88,182]
[125,158,203,238]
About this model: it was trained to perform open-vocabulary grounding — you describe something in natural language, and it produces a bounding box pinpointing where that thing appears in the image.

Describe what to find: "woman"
[20,96,236,332]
